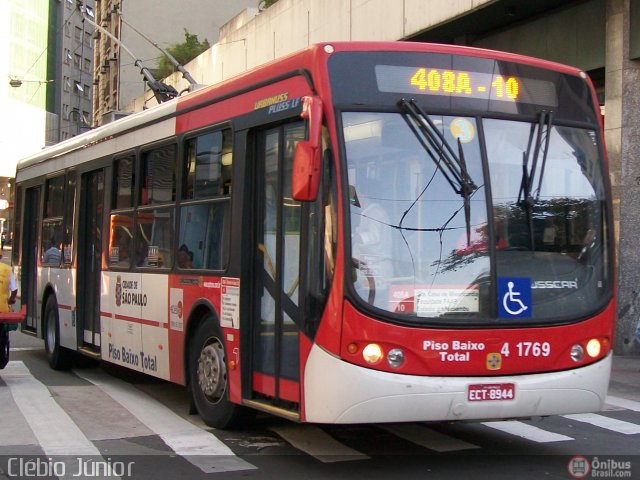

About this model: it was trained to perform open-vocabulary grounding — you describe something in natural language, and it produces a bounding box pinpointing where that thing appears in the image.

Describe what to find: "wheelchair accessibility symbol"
[498,278,532,318]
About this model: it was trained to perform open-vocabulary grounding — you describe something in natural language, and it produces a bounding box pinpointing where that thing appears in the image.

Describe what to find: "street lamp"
[8,77,54,88]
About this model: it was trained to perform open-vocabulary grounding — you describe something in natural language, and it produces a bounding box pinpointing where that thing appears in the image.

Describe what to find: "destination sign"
[375,65,558,107]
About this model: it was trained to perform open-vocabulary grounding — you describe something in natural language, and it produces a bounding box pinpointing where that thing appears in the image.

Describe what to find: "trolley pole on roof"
[115,12,205,94]
[77,1,179,104]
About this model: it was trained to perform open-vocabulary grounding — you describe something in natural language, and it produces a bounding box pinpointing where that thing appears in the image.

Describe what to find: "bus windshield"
[344,110,609,324]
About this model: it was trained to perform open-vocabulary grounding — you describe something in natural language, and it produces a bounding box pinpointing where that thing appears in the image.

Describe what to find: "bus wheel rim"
[197,340,226,403]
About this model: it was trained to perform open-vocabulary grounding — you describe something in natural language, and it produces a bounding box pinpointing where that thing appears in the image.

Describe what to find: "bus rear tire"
[189,315,253,429]
[44,296,72,370]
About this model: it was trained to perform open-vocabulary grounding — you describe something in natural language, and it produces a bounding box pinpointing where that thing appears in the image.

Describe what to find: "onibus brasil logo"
[568,456,632,478]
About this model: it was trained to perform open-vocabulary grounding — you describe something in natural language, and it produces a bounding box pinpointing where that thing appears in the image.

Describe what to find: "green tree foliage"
[259,0,279,10]
[153,29,210,79]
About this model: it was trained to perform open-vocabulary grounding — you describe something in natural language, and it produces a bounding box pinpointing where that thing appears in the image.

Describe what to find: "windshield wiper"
[517,110,553,250]
[398,98,477,245]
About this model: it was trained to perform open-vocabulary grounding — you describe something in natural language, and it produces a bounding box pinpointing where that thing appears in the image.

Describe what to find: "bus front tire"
[189,315,253,429]
[44,296,72,370]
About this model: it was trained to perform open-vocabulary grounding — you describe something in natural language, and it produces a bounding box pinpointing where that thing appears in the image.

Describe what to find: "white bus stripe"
[563,413,640,434]
[482,420,573,443]
[380,424,479,452]
[270,424,369,463]
[2,361,120,480]
[74,368,256,473]
[605,395,640,412]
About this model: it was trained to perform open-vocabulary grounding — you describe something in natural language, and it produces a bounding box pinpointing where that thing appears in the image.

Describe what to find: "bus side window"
[41,176,65,266]
[178,128,232,271]
[109,156,136,269]
[109,213,133,268]
[137,209,173,268]
[134,144,177,269]
[141,144,176,205]
[183,129,232,200]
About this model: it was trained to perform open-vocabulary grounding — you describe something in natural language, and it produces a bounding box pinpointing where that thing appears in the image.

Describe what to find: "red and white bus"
[13,42,614,428]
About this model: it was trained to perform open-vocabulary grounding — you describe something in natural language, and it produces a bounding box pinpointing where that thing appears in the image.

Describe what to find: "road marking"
[270,424,369,462]
[380,424,479,452]
[75,368,256,473]
[0,369,39,446]
[51,385,155,442]
[605,395,640,412]
[10,347,44,351]
[482,420,573,442]
[563,413,640,435]
[2,361,120,480]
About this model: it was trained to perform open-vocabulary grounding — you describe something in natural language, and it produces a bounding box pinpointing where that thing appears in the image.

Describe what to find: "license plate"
[467,383,515,402]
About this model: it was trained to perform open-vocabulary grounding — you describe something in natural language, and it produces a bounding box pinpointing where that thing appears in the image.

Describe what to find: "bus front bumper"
[303,344,611,424]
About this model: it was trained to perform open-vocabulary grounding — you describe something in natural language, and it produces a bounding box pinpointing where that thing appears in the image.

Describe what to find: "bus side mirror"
[292,96,323,201]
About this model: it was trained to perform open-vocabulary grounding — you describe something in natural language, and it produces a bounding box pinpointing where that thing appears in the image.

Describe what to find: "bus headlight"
[570,344,584,362]
[387,348,405,368]
[586,339,601,358]
[362,343,383,364]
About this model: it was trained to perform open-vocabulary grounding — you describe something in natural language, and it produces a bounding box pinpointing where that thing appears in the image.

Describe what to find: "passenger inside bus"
[43,237,62,265]
[109,224,132,267]
[177,244,194,269]
[351,174,393,301]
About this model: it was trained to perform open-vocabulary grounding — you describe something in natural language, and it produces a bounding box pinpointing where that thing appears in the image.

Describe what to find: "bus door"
[76,169,104,352]
[251,121,306,412]
[21,186,41,332]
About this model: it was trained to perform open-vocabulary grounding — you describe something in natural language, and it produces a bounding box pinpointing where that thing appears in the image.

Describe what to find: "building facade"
[53,0,95,141]
[1,0,53,235]
[2,0,51,163]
